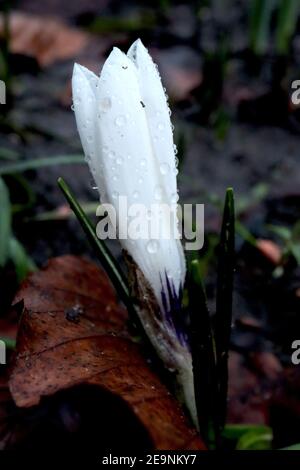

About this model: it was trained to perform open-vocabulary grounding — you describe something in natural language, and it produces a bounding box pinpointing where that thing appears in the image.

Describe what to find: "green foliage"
[0,176,11,267]
[188,258,218,448]
[87,13,155,34]
[223,424,273,450]
[0,154,83,176]
[281,442,300,450]
[276,0,299,54]
[9,237,36,283]
[249,0,275,55]
[58,177,130,309]
[268,221,300,265]
[215,188,235,432]
[189,188,235,448]
[0,177,35,281]
[249,0,300,56]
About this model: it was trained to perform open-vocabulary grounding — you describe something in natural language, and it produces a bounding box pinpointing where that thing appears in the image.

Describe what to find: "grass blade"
[249,0,275,55]
[57,177,130,310]
[0,337,16,350]
[188,258,218,448]
[215,187,235,433]
[0,155,83,175]
[276,0,299,54]
[0,177,11,267]
[9,237,36,282]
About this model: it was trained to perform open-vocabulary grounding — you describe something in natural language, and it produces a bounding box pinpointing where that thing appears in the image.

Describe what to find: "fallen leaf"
[227,352,270,425]
[8,255,204,450]
[0,12,90,66]
[0,374,11,450]
[256,239,282,265]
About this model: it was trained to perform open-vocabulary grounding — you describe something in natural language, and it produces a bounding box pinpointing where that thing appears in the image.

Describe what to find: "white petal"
[72,63,107,201]
[96,47,184,306]
[127,39,185,295]
[127,39,178,208]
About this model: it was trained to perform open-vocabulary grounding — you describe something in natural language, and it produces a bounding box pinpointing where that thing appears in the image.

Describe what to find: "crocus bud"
[72,39,196,425]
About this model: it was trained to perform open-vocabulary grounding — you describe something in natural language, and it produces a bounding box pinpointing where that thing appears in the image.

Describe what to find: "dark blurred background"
[1,0,300,449]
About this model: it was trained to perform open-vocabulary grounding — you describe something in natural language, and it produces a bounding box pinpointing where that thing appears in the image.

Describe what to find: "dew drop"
[146,240,159,254]
[157,122,165,132]
[132,190,139,199]
[171,192,179,203]
[138,177,143,184]
[160,162,170,175]
[166,269,173,279]
[140,158,147,168]
[108,151,115,159]
[127,154,132,160]
[102,145,109,154]
[115,115,126,127]
[154,185,163,201]
[70,104,75,111]
[112,191,119,199]
[99,97,112,111]
[116,156,124,165]
[87,135,93,143]
[112,175,118,182]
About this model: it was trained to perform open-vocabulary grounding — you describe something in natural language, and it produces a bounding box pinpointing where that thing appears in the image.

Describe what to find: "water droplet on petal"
[140,159,147,168]
[71,104,75,111]
[102,145,109,154]
[99,97,112,111]
[108,151,115,159]
[158,122,165,131]
[87,135,93,143]
[171,192,179,203]
[112,191,119,199]
[116,156,124,165]
[160,162,170,175]
[146,240,159,254]
[127,154,132,160]
[112,175,118,182]
[154,185,163,201]
[138,177,143,184]
[115,115,126,127]
[132,190,139,199]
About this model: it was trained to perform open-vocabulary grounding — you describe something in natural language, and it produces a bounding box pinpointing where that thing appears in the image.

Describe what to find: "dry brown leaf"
[0,12,90,66]
[8,255,204,450]
[256,239,282,265]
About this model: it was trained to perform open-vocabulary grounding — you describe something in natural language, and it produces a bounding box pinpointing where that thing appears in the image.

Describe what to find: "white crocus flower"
[72,39,196,426]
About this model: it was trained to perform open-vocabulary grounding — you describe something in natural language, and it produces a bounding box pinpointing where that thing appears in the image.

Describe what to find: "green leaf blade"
[215,187,235,433]
[0,176,11,267]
